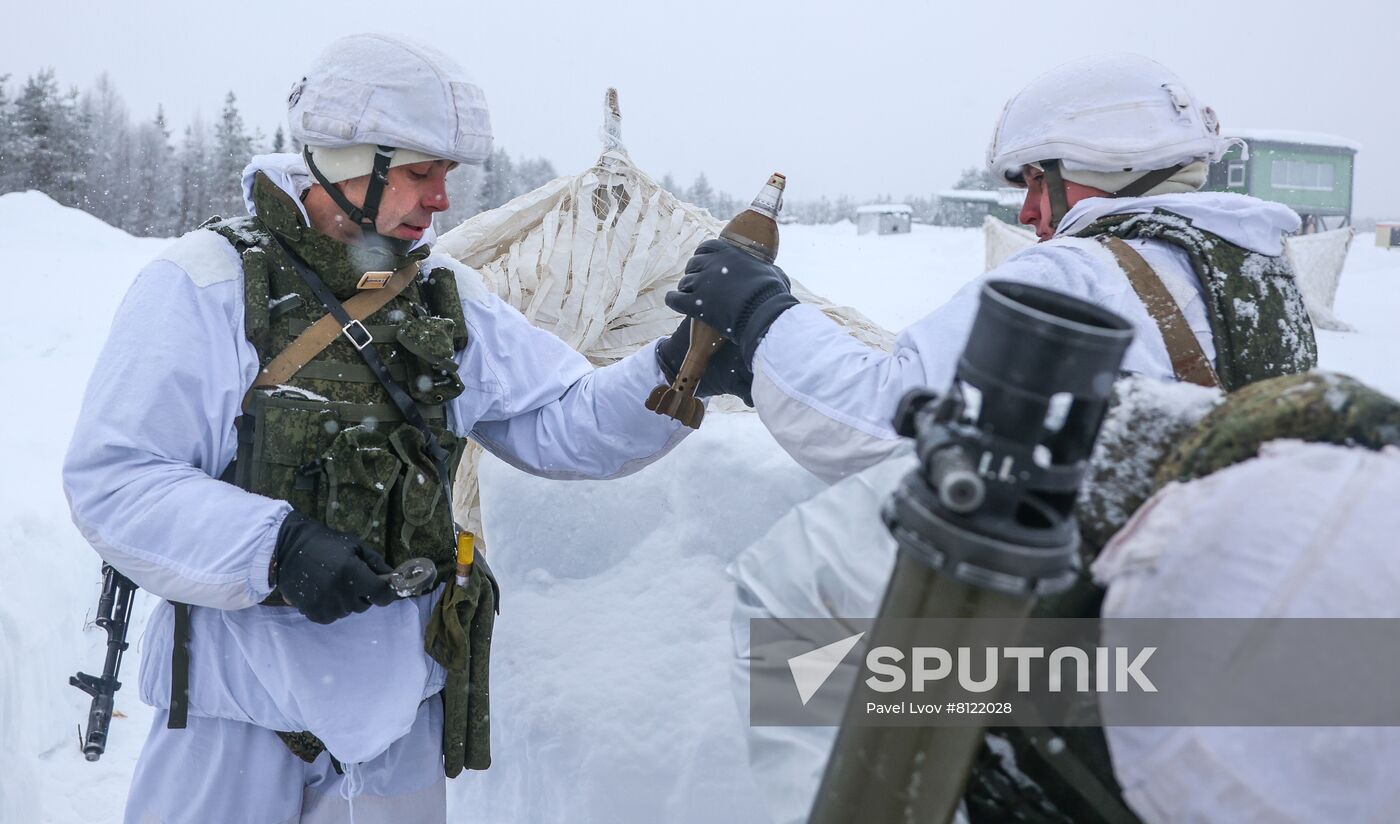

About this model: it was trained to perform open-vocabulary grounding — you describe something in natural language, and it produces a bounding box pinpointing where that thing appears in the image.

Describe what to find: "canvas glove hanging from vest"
[425,561,496,775]
[273,511,398,624]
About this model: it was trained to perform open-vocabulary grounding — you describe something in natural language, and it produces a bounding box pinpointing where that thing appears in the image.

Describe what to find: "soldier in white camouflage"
[706,54,1330,824]
[666,54,1317,489]
[63,33,747,824]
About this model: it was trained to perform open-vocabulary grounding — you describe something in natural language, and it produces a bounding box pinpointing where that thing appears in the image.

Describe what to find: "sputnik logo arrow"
[788,632,865,706]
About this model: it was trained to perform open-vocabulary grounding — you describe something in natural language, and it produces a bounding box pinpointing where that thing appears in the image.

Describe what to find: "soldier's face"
[1018,165,1109,242]
[337,159,457,243]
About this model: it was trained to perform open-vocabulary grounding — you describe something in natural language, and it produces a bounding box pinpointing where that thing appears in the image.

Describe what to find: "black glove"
[655,317,755,406]
[272,511,398,624]
[665,238,800,367]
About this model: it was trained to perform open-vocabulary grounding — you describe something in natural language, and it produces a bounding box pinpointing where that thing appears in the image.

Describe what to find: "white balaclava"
[304,145,445,184]
[1050,159,1210,198]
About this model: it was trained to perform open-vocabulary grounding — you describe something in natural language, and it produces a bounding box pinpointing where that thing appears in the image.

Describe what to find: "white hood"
[1055,191,1300,257]
[239,152,438,251]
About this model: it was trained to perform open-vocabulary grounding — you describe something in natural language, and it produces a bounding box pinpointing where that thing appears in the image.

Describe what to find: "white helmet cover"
[987,54,1227,185]
[288,33,493,167]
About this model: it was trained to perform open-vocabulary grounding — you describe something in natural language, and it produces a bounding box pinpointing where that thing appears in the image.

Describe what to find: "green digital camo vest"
[960,206,1328,824]
[1076,208,1319,391]
[208,173,472,765]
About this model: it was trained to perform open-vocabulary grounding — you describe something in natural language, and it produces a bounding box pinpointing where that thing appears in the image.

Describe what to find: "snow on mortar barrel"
[809,281,1134,824]
[646,173,786,428]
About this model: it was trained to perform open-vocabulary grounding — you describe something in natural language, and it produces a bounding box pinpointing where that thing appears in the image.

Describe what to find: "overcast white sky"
[5,0,1395,217]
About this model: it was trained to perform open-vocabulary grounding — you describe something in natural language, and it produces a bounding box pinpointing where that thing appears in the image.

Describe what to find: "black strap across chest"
[277,243,459,515]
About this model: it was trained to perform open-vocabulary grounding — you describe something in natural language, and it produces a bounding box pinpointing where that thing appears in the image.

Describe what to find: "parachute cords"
[340,761,364,824]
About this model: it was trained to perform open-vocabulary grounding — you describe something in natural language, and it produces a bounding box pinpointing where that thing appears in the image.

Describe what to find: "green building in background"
[1205,130,1360,232]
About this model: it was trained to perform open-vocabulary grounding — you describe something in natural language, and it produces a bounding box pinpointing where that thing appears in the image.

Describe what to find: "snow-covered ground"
[2,190,1396,823]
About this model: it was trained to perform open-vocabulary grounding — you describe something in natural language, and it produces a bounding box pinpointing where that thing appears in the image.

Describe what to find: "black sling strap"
[165,457,244,730]
[168,602,191,728]
[277,244,457,515]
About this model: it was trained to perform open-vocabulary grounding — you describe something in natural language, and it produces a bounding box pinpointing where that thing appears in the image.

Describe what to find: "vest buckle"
[342,319,373,350]
[357,271,393,290]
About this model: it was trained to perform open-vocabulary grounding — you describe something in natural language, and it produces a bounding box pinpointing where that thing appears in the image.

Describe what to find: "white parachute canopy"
[981,216,1354,332]
[437,89,893,538]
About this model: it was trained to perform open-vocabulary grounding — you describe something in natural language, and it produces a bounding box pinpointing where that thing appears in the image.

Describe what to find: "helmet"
[986,54,1227,187]
[288,34,493,229]
[289,33,492,168]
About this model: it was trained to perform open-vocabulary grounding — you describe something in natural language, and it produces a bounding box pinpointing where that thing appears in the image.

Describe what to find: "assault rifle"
[70,564,138,762]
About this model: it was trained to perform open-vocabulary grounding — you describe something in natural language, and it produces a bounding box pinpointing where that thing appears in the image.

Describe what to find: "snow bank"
[0,192,168,824]
[774,222,984,333]
[450,415,825,823]
[3,193,1395,823]
[1313,241,1400,399]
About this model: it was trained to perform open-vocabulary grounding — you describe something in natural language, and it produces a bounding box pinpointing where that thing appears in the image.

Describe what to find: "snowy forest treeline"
[0,69,562,237]
[658,172,957,227]
[0,68,989,236]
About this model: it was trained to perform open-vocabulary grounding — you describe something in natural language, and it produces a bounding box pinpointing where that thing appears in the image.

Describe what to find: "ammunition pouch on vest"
[237,392,463,579]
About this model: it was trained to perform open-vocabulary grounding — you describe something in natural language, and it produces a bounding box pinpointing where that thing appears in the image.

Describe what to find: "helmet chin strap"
[1041,159,1071,230]
[1113,163,1185,198]
[302,145,407,252]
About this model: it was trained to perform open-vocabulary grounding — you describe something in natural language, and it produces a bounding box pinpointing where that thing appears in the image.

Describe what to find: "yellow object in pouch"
[455,532,475,586]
